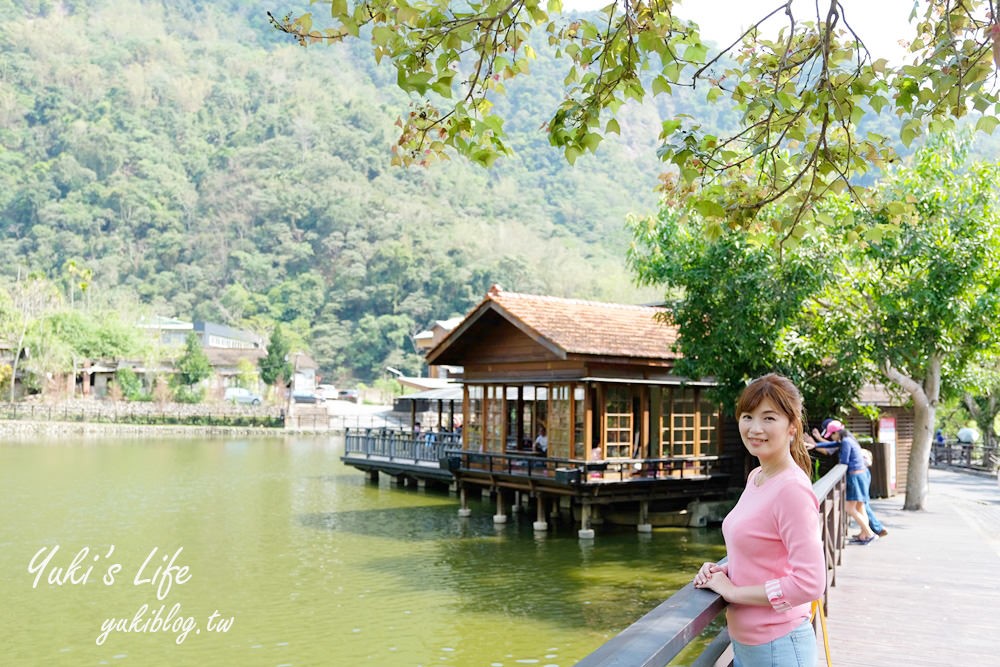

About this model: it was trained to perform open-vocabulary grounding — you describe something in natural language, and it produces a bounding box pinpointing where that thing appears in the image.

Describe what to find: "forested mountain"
[9,0,985,384]
[0,0,689,381]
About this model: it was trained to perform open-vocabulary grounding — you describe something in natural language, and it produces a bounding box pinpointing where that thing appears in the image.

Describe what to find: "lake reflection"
[0,434,726,666]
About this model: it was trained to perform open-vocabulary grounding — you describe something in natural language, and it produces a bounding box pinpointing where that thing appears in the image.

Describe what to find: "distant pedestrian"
[957,426,979,444]
[809,420,886,543]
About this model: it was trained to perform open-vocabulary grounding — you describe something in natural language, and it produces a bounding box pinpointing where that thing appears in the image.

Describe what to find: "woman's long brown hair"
[736,373,811,475]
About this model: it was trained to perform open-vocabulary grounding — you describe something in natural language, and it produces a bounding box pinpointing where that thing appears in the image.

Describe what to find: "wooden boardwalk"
[819,467,1000,666]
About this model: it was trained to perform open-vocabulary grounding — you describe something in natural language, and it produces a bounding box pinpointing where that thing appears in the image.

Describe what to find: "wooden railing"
[443,449,737,483]
[344,427,462,463]
[575,464,847,667]
[343,432,737,482]
[931,441,999,472]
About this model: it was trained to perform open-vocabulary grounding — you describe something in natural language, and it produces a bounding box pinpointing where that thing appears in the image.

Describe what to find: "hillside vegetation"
[0,0,688,381]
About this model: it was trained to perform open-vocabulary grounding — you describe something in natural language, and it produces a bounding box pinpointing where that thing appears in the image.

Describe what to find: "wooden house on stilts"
[425,285,743,537]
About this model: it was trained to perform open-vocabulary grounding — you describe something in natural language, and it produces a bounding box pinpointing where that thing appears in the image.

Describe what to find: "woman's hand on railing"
[693,562,728,591]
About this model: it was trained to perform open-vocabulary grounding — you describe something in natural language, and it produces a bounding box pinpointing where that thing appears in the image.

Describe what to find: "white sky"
[564,0,914,62]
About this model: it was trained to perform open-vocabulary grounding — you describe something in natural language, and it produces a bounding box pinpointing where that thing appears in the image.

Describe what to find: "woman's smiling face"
[738,397,795,462]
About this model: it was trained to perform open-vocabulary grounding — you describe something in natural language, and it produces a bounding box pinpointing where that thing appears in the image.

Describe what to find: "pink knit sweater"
[721,466,827,645]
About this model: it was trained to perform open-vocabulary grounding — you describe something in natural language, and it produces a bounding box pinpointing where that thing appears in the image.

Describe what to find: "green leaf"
[581,132,602,153]
[431,77,453,98]
[975,115,1000,135]
[330,0,348,17]
[684,43,708,62]
[661,118,682,136]
[372,26,395,46]
[693,199,725,218]
[815,212,835,226]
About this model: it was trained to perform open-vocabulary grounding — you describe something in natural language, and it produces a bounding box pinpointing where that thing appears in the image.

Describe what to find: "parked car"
[337,389,359,403]
[224,387,262,406]
[316,384,338,400]
[291,390,324,404]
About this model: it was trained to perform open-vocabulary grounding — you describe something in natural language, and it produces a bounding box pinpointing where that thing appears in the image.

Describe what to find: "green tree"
[173,332,212,401]
[273,0,1000,233]
[959,380,1000,450]
[628,207,865,417]
[346,313,420,381]
[845,133,1000,509]
[260,324,292,387]
[114,367,145,401]
[236,358,259,389]
[0,364,12,397]
[630,132,1000,511]
[0,273,58,401]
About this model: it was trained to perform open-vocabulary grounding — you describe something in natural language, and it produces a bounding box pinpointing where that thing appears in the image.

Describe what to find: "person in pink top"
[693,373,826,666]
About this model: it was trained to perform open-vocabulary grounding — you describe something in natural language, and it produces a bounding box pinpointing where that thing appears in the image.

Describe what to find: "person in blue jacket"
[807,419,886,544]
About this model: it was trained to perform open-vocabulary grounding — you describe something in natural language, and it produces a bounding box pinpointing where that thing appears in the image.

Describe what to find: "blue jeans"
[732,619,816,667]
[865,498,884,534]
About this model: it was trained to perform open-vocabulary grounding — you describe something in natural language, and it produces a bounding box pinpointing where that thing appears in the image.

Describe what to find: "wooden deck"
[819,466,1000,666]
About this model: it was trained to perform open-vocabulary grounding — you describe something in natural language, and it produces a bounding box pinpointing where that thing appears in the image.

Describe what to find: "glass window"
[604,386,632,459]
[485,385,504,452]
[467,385,482,450]
[549,384,571,459]
[573,385,585,460]
[672,390,696,456]
[660,387,719,457]
[533,386,548,441]
[699,396,719,456]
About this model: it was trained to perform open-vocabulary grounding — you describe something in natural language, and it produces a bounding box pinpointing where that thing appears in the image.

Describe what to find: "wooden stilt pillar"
[458,485,472,517]
[493,490,508,524]
[533,494,548,531]
[637,500,652,533]
[578,502,595,540]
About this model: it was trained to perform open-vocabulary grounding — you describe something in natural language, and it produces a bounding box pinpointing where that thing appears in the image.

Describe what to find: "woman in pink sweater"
[693,374,826,666]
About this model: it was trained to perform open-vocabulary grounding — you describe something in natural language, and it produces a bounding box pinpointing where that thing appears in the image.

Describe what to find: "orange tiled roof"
[486,287,679,360]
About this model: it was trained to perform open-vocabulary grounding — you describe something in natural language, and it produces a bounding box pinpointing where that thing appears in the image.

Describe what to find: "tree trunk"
[906,398,935,510]
[883,356,941,511]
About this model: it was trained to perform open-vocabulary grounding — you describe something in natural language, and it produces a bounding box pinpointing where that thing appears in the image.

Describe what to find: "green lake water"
[0,434,726,666]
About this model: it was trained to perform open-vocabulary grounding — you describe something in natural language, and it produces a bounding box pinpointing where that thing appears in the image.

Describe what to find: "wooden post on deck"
[637,500,652,533]
[533,494,548,531]
[578,502,595,540]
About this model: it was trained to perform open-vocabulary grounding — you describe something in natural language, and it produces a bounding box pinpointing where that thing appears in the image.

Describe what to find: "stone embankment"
[0,398,284,438]
[0,420,279,438]
[0,398,403,437]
